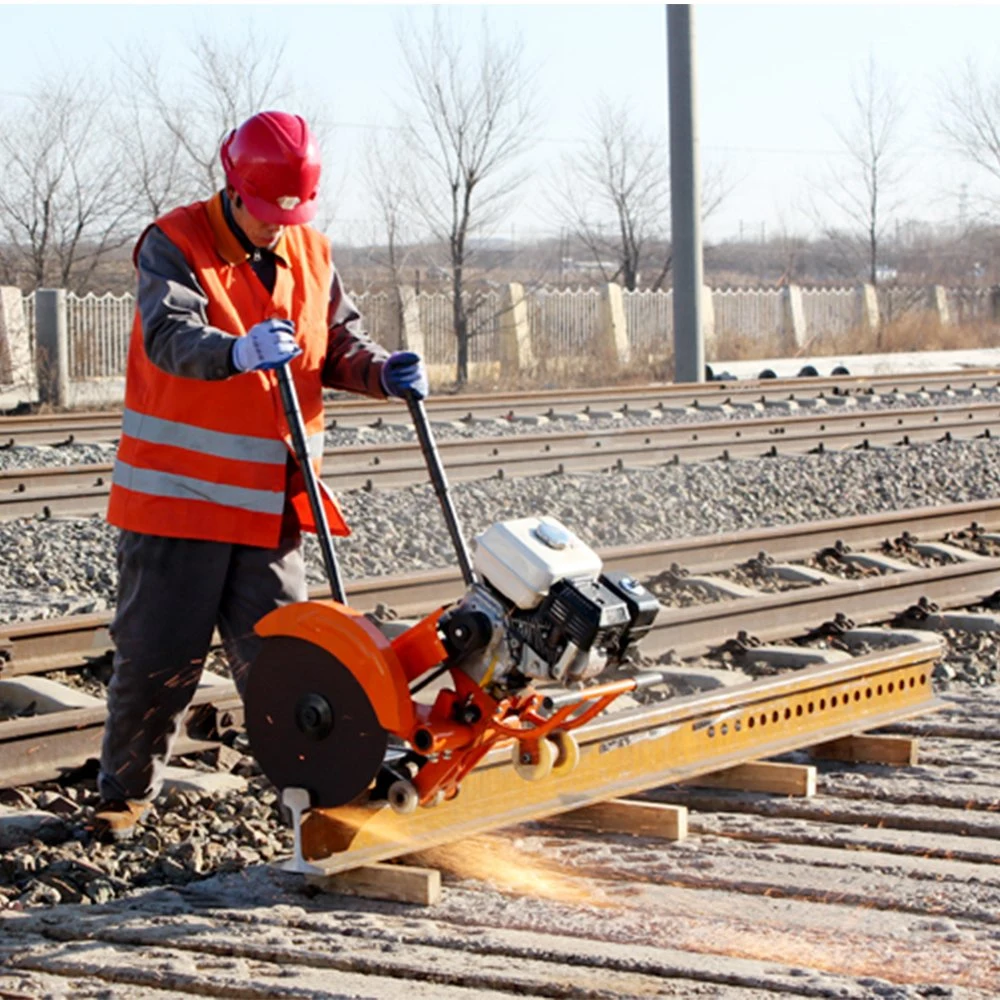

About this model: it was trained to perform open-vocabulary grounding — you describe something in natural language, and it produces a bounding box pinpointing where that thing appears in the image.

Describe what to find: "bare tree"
[939,58,1000,210]
[810,56,907,289]
[395,11,538,386]
[552,97,669,292]
[0,75,134,291]
[552,97,730,292]
[364,131,412,289]
[362,130,417,346]
[116,28,298,216]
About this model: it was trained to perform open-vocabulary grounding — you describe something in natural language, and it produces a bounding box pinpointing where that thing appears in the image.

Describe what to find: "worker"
[93,110,428,841]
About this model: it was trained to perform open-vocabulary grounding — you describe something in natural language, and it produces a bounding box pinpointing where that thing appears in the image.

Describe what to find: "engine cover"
[472,517,603,610]
[439,516,662,695]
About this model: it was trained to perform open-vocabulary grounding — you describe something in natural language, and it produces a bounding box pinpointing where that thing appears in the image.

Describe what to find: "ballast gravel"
[1,437,999,623]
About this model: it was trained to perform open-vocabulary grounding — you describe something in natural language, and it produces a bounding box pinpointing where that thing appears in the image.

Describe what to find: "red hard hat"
[220,111,321,225]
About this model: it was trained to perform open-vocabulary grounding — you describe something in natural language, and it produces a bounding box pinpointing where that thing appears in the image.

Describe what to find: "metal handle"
[404,390,476,588]
[275,363,346,604]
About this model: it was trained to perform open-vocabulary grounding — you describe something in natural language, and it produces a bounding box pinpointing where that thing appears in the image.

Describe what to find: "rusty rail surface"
[291,638,943,873]
[3,400,1000,518]
[1,369,997,444]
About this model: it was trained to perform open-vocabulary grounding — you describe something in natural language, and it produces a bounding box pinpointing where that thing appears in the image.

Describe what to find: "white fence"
[530,287,603,357]
[417,289,503,365]
[622,288,673,354]
[65,292,133,378]
[18,283,999,382]
[802,287,860,339]
[713,287,785,342]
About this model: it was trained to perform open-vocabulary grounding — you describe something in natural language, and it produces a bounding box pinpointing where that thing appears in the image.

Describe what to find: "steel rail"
[292,639,943,873]
[647,557,1000,658]
[2,369,998,444]
[3,498,1000,676]
[1,507,995,791]
[0,683,242,789]
[4,401,1000,519]
[0,602,946,797]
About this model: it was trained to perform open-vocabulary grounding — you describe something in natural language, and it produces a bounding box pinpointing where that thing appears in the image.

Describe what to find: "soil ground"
[0,687,996,1000]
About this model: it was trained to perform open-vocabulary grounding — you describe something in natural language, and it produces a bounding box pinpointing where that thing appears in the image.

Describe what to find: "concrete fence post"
[396,285,425,357]
[34,288,69,407]
[856,283,880,334]
[499,282,532,376]
[930,285,951,325]
[990,287,1000,322]
[700,285,716,353]
[780,284,806,351]
[598,283,630,368]
[0,287,39,408]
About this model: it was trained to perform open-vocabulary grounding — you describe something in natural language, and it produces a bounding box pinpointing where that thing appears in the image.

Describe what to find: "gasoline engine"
[438,517,659,693]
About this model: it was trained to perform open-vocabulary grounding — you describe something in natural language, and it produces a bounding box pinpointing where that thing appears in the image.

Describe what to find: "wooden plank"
[550,799,688,841]
[306,862,441,906]
[811,734,918,766]
[683,761,817,797]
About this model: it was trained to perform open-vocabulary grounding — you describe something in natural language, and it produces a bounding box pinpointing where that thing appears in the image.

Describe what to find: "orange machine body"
[256,599,649,809]
[255,601,418,736]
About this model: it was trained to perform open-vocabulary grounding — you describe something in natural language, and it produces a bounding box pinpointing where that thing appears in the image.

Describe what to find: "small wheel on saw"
[549,730,580,774]
[388,779,419,815]
[512,737,556,781]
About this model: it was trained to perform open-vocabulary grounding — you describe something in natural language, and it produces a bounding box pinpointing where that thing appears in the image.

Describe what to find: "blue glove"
[381,350,429,400]
[232,319,302,372]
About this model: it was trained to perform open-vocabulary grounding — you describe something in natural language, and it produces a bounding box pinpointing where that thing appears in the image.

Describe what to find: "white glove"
[232,318,302,372]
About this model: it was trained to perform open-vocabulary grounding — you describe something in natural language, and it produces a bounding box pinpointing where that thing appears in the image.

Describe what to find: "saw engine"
[244,374,661,817]
[439,517,658,692]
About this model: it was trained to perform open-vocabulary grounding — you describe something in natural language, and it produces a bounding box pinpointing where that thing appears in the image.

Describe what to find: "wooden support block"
[811,734,918,766]
[306,862,441,905]
[684,761,817,797]
[550,799,688,841]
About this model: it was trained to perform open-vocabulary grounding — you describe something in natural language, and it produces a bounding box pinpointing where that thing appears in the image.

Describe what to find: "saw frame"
[278,635,943,874]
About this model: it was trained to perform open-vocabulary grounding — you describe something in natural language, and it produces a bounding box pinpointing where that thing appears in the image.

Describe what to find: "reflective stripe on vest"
[306,432,324,461]
[122,409,288,466]
[112,459,285,515]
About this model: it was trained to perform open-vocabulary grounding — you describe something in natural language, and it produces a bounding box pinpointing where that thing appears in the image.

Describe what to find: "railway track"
[5,498,1000,676]
[2,368,998,444]
[4,397,1000,519]
[0,502,997,997]
[3,500,1000,791]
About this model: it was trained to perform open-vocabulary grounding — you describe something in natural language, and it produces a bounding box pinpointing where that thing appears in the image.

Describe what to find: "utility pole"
[667,4,704,383]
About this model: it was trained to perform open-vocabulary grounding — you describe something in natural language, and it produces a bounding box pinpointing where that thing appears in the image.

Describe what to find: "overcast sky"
[3,3,1000,247]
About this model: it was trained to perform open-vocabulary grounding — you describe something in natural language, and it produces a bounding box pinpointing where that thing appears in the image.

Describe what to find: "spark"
[410,834,617,909]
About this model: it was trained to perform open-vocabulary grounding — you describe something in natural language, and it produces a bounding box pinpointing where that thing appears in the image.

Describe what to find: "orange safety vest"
[107,193,350,548]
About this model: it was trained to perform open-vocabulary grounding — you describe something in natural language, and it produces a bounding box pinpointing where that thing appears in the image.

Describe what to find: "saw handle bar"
[404,389,477,588]
[543,669,670,711]
[275,363,346,603]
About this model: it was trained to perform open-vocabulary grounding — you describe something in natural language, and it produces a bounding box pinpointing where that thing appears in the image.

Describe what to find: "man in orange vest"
[94,111,428,841]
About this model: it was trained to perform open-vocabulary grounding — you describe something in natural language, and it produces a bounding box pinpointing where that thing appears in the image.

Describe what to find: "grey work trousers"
[98,529,307,803]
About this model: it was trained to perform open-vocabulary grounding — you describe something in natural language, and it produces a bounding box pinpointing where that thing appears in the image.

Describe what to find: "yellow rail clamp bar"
[282,636,944,875]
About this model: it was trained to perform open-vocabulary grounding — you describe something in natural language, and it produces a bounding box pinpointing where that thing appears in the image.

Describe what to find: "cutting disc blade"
[245,634,389,807]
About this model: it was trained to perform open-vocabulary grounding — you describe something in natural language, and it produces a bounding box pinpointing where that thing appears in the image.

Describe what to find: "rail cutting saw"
[245,369,663,814]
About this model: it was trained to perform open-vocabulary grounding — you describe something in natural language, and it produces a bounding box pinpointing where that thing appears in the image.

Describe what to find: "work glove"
[232,318,302,372]
[381,350,429,400]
